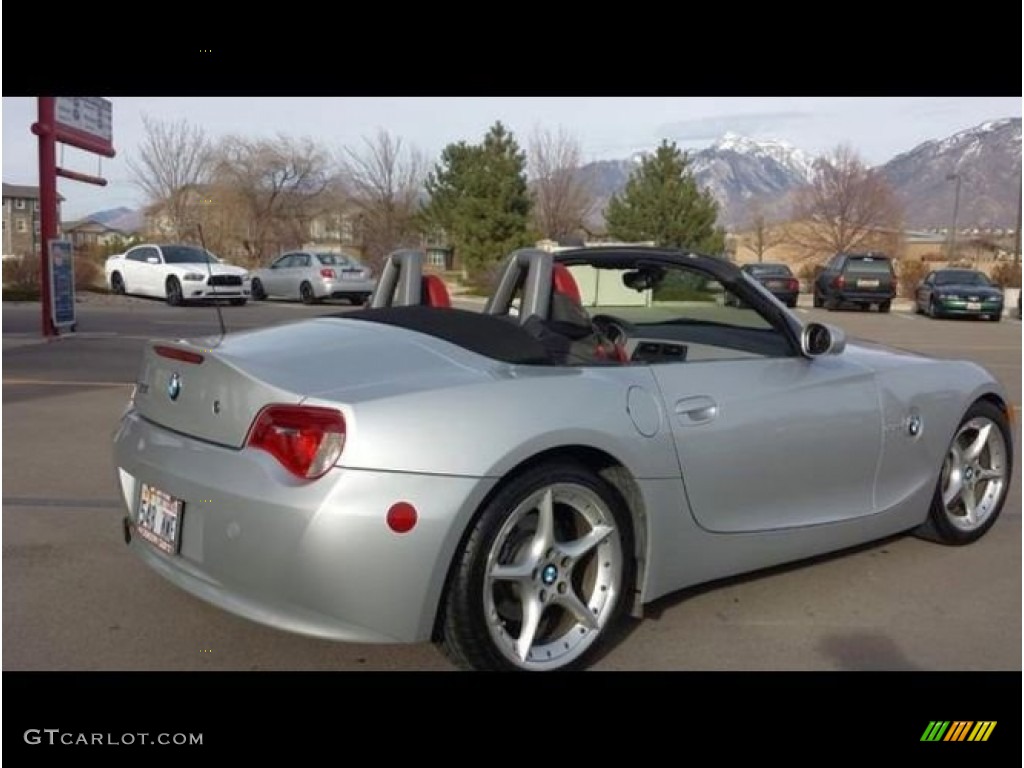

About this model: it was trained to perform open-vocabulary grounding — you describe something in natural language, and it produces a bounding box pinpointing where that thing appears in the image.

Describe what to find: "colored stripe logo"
[921,721,996,742]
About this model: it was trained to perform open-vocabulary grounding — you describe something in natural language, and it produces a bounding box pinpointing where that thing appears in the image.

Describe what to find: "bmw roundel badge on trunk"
[167,372,182,401]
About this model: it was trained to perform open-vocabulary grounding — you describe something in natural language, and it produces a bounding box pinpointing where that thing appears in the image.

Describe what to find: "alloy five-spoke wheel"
[440,462,634,671]
[918,400,1012,545]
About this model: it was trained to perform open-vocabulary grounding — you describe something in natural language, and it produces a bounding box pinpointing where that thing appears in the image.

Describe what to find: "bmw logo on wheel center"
[167,372,182,401]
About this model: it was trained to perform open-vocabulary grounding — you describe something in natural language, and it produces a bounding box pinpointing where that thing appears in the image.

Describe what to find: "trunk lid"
[133,341,302,449]
[843,256,895,294]
[132,318,490,447]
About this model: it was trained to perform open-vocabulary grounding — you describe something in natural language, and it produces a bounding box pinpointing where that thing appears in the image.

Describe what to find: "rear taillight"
[154,345,204,364]
[246,405,346,480]
[787,278,799,291]
[321,268,336,279]
[833,275,845,289]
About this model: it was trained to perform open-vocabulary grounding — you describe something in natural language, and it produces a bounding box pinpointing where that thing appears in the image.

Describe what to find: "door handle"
[674,396,718,425]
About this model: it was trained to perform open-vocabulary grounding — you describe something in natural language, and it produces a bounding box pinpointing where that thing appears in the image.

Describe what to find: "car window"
[844,256,892,273]
[934,270,991,286]
[315,253,349,266]
[744,263,792,277]
[126,247,148,263]
[161,245,217,264]
[271,254,294,269]
[294,254,311,268]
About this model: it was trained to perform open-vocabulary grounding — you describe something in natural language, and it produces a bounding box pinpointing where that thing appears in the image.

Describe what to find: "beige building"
[2,183,64,257]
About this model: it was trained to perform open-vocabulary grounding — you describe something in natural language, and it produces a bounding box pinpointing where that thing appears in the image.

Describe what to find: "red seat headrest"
[552,262,581,305]
[421,275,451,308]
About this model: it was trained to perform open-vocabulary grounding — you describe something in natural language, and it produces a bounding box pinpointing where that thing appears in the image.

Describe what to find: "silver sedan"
[251,251,376,305]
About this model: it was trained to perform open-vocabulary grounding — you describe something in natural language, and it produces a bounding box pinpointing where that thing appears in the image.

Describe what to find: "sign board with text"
[55,97,114,155]
[48,240,76,331]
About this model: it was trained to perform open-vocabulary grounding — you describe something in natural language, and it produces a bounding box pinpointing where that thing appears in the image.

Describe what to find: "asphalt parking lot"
[2,294,1020,670]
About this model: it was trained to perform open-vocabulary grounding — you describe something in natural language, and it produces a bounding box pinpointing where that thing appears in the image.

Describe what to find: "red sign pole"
[31,97,58,338]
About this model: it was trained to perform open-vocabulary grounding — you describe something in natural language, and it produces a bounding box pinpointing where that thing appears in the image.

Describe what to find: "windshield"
[161,245,219,264]
[744,264,792,277]
[315,253,352,266]
[935,270,992,287]
[846,257,892,273]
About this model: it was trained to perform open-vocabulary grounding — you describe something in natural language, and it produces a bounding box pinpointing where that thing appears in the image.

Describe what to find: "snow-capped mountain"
[881,117,1021,229]
[579,118,1022,231]
[688,134,816,226]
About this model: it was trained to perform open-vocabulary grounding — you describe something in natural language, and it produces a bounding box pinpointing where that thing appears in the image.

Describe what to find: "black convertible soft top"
[335,306,554,365]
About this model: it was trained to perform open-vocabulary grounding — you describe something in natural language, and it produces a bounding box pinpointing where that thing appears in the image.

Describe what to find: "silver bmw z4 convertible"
[114,246,1015,671]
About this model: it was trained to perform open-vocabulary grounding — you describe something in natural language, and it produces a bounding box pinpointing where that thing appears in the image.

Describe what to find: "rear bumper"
[768,289,798,304]
[114,409,494,643]
[829,290,895,304]
[315,278,377,299]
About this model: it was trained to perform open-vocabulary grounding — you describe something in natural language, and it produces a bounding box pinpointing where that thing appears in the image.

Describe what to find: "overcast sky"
[2,96,1019,220]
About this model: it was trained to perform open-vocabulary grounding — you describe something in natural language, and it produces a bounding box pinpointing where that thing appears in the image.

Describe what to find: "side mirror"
[146,256,160,264]
[801,322,846,357]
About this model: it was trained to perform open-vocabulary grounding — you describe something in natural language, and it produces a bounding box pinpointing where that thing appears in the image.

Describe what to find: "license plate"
[766,280,784,289]
[341,271,363,281]
[136,483,183,555]
[966,302,982,311]
[857,279,880,288]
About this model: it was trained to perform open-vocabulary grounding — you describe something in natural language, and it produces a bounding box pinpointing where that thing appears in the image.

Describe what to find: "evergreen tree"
[422,122,534,283]
[605,140,726,254]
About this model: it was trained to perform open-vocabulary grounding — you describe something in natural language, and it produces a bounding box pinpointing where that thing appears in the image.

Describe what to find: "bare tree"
[211,134,331,265]
[128,116,213,241]
[740,201,785,263]
[527,127,595,242]
[787,145,903,259]
[339,129,425,272]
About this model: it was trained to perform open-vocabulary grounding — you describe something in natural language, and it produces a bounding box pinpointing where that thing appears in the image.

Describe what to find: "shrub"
[896,259,930,298]
[797,261,825,282]
[990,261,1022,288]
[2,256,41,293]
[74,254,103,291]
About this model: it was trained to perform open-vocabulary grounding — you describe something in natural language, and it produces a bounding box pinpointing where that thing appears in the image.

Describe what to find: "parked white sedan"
[105,244,251,306]
[250,251,376,305]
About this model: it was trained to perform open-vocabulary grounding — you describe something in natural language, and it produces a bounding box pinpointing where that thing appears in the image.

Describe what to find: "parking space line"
[3,378,132,387]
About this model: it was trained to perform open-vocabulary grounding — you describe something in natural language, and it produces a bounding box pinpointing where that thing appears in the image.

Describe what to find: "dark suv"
[813,252,896,312]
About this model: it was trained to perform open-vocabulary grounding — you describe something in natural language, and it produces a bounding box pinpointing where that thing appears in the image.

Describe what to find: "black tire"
[166,277,184,307]
[914,298,924,315]
[110,272,125,295]
[439,460,635,671]
[229,298,247,306]
[251,278,266,300]
[786,298,798,309]
[812,291,824,309]
[299,282,317,305]
[988,312,1001,322]
[915,399,1013,546]
[928,298,941,319]
[879,300,891,313]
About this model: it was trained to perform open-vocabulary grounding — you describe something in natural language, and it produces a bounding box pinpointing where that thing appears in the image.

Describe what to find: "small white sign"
[55,97,113,143]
